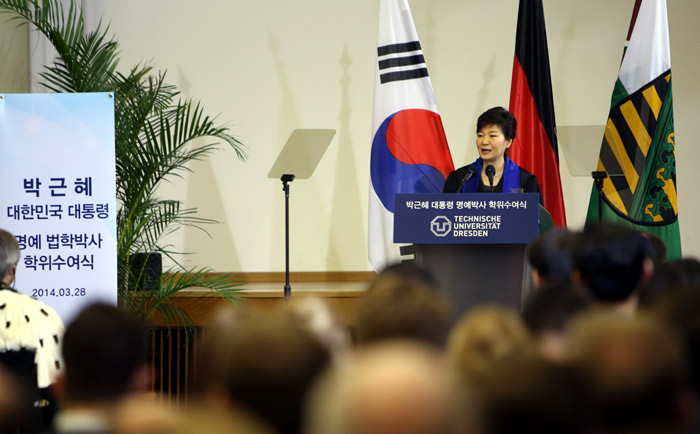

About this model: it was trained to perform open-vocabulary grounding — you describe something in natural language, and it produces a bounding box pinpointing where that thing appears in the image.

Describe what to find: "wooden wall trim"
[205,271,376,283]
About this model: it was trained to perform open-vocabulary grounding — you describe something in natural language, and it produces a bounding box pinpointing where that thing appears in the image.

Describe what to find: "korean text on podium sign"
[393,193,539,244]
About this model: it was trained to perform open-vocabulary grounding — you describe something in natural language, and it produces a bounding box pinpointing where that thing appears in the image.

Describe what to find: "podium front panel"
[414,243,528,317]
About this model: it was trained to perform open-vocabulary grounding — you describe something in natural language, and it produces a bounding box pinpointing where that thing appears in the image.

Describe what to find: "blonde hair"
[446,305,533,383]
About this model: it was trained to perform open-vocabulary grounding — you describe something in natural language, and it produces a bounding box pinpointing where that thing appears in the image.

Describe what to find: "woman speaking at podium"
[443,106,541,196]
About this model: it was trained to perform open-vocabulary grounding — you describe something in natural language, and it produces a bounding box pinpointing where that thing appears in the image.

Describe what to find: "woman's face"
[476,124,512,165]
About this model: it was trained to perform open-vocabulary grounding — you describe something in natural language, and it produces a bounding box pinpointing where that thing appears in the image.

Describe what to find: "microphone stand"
[456,168,476,193]
[281,174,295,301]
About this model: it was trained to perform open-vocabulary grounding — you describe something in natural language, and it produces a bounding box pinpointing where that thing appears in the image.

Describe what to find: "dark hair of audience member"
[640,258,700,306]
[527,228,578,287]
[522,282,592,335]
[356,263,452,348]
[669,258,700,288]
[0,366,28,434]
[572,223,653,302]
[569,314,690,434]
[653,287,700,397]
[198,308,331,434]
[62,303,147,402]
[641,230,668,262]
[481,355,589,434]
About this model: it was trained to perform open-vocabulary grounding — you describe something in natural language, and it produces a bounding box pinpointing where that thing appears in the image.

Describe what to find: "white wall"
[0,16,28,92]
[4,0,699,272]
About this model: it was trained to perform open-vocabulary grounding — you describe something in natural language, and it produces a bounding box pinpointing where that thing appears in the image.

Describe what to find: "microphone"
[456,167,477,193]
[485,165,495,188]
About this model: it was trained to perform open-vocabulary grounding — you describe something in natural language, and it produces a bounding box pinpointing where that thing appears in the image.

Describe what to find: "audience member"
[521,282,592,362]
[653,287,700,394]
[50,303,149,434]
[571,223,654,317]
[109,396,277,434]
[640,258,700,306]
[0,365,25,434]
[1,228,64,433]
[642,230,668,262]
[446,305,533,385]
[527,227,578,288]
[355,263,452,348]
[569,314,693,434]
[305,342,469,434]
[197,306,330,434]
[653,287,700,433]
[480,354,589,434]
[286,297,350,363]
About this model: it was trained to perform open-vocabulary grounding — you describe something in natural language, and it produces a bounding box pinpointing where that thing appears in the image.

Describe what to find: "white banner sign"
[0,92,117,324]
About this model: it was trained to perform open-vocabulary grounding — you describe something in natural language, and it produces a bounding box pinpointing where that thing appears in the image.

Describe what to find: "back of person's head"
[0,229,20,283]
[569,314,689,434]
[356,263,452,348]
[522,282,591,334]
[306,342,467,434]
[198,307,330,434]
[573,223,653,302]
[446,305,533,384]
[369,262,440,292]
[62,303,146,403]
[477,106,517,141]
[527,228,578,287]
[0,365,26,434]
[481,354,588,434]
[664,258,700,290]
[110,396,277,434]
[653,287,700,397]
[640,258,700,306]
[642,231,668,262]
[285,297,350,362]
[522,283,592,362]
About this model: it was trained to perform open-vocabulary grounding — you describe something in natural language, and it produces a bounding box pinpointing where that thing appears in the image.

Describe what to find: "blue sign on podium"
[394,193,539,244]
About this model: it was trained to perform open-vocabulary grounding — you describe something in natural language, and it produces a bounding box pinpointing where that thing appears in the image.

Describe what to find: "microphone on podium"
[485,165,495,188]
[456,166,477,193]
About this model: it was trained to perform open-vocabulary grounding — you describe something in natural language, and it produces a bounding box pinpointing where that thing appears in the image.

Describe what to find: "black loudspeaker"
[130,252,162,291]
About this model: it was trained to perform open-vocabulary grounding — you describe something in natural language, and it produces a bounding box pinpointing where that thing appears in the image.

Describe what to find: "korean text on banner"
[0,92,117,324]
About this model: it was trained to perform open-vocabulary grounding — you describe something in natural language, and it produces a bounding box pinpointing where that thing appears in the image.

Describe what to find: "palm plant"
[0,0,247,327]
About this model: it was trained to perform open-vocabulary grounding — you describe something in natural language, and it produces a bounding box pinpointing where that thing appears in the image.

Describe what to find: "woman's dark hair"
[477,106,517,141]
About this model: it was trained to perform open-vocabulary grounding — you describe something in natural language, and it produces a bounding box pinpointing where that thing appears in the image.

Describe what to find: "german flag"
[586,0,681,258]
[508,0,567,227]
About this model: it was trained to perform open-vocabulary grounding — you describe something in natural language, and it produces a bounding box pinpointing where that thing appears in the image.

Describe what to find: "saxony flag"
[586,0,680,258]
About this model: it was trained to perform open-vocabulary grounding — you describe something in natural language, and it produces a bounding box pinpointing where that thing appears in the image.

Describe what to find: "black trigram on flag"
[377,41,429,84]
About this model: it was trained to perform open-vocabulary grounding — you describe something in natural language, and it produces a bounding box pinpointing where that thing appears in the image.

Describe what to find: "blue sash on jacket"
[461,155,520,193]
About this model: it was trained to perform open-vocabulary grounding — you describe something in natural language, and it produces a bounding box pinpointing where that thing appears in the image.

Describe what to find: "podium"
[394,193,542,317]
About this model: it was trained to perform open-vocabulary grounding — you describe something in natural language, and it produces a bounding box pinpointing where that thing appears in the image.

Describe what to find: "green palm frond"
[1,0,249,328]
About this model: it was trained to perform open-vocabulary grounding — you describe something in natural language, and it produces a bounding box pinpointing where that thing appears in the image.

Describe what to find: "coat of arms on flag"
[586,0,681,258]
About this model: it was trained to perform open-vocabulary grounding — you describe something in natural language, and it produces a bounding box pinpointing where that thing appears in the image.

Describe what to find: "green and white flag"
[586,0,680,258]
